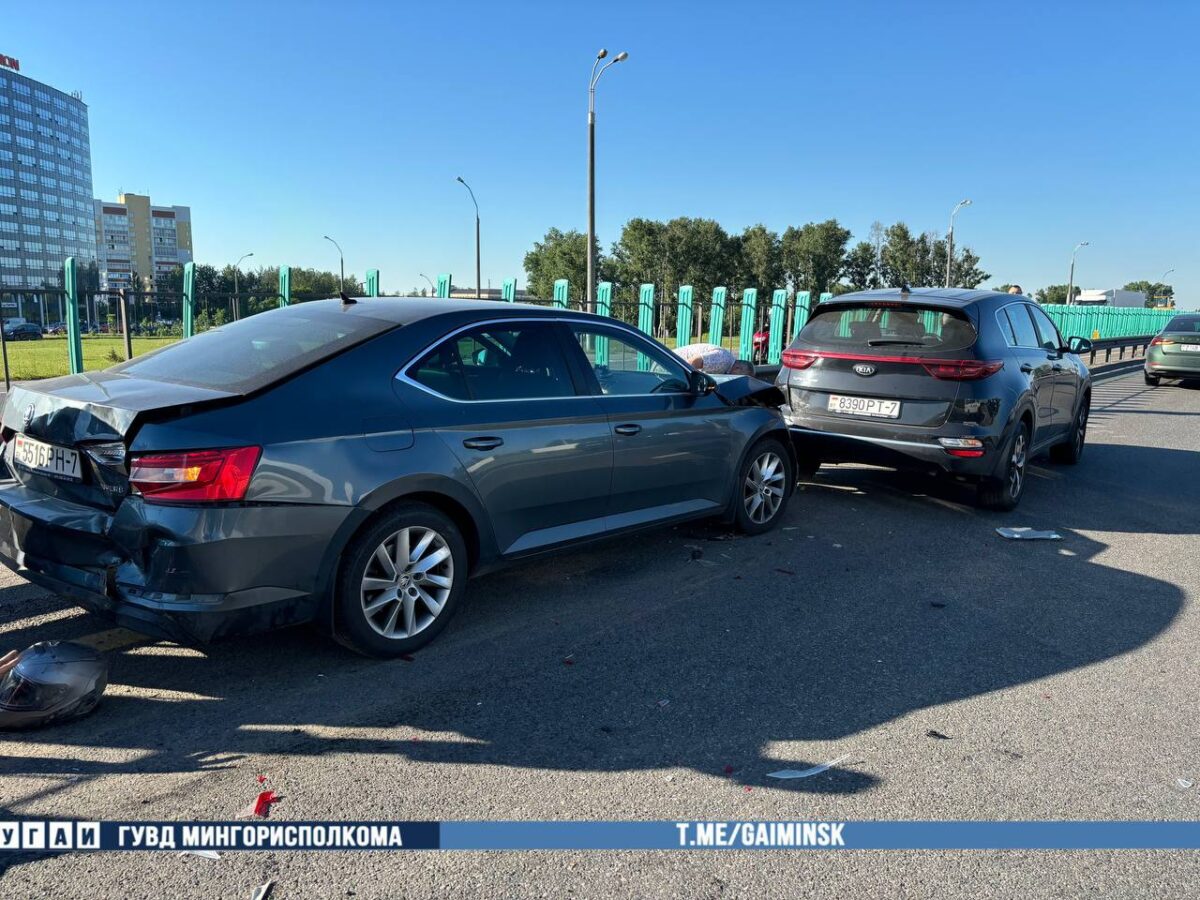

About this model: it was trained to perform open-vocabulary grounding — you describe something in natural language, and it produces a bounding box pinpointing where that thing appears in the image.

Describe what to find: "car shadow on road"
[0,438,1189,810]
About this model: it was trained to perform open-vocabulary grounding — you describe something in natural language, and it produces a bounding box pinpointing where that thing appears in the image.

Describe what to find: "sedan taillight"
[1150,336,1171,347]
[129,446,261,503]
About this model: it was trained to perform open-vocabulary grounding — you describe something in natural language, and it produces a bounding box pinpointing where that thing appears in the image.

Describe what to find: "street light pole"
[1157,267,1175,308]
[1066,241,1089,306]
[456,176,481,299]
[323,235,345,294]
[587,49,628,314]
[419,273,435,296]
[945,199,972,288]
[233,251,253,320]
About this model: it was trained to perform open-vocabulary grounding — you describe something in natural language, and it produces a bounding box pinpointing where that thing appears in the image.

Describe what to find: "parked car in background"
[3,322,44,341]
[0,298,794,657]
[777,288,1093,510]
[1144,313,1200,385]
[43,321,67,336]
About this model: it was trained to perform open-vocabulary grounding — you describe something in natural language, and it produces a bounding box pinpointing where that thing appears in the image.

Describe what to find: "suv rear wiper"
[867,339,928,347]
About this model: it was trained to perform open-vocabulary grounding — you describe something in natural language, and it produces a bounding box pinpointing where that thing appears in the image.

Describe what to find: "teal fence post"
[553,279,570,308]
[676,285,694,347]
[181,261,195,338]
[637,284,656,370]
[819,291,833,305]
[63,257,83,374]
[595,282,613,366]
[768,289,787,363]
[278,265,291,308]
[792,290,811,339]
[738,288,758,362]
[501,279,516,302]
[365,269,379,297]
[708,286,727,346]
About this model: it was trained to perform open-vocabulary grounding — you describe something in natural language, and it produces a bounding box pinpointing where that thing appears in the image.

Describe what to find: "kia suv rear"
[776,288,1093,510]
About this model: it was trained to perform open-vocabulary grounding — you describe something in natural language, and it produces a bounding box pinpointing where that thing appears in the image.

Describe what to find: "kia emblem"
[853,363,877,377]
[22,404,34,430]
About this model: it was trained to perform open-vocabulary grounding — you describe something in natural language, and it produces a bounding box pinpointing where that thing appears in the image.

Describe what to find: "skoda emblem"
[22,404,35,430]
[853,363,877,377]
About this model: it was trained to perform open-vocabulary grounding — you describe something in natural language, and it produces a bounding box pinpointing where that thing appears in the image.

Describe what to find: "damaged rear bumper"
[0,481,352,644]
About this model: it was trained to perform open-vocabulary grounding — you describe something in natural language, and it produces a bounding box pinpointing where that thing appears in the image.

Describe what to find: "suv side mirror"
[688,369,717,395]
[1066,336,1092,355]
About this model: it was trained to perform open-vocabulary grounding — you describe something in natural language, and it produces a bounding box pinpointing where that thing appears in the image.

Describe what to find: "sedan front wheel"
[734,438,792,534]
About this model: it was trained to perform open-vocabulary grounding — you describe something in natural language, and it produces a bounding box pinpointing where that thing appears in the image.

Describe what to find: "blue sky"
[8,1,1198,302]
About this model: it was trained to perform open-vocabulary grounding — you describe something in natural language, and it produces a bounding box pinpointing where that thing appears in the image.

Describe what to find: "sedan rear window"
[796,304,977,352]
[1165,315,1200,333]
[112,304,396,392]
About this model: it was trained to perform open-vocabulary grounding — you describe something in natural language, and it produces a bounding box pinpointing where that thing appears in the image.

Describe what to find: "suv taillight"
[920,359,1004,380]
[781,349,818,369]
[129,446,261,503]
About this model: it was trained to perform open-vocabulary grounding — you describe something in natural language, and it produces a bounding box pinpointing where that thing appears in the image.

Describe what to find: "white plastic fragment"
[179,849,221,860]
[1177,778,1194,789]
[996,527,1062,541]
[767,754,850,780]
[250,881,275,900]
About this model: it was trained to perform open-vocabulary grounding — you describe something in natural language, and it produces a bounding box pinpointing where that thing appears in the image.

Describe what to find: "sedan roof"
[295,296,589,325]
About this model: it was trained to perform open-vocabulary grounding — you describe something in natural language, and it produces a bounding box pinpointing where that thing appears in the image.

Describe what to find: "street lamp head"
[961,199,972,207]
[614,51,628,62]
[596,48,608,60]
[456,176,465,184]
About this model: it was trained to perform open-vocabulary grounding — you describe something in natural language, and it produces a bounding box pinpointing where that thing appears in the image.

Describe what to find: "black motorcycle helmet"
[0,641,108,730]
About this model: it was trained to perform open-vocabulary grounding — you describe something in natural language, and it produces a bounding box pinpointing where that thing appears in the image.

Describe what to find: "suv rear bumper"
[0,481,347,644]
[788,425,1002,479]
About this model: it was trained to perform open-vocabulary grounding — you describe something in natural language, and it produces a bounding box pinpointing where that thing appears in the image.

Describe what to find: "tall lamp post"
[1159,268,1175,307]
[944,199,972,288]
[419,273,435,296]
[455,176,482,299]
[232,251,253,320]
[1066,241,1089,305]
[323,235,345,294]
[587,48,628,313]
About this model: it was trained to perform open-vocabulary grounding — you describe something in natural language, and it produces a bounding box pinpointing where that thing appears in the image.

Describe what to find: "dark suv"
[777,288,1093,509]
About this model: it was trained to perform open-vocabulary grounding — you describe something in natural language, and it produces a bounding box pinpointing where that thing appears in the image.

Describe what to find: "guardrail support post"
[278,265,290,308]
[768,289,788,364]
[436,274,452,298]
[501,279,516,302]
[676,285,694,348]
[365,269,380,297]
[738,289,758,362]
[64,257,83,375]
[181,261,196,339]
[708,287,727,346]
[553,279,570,308]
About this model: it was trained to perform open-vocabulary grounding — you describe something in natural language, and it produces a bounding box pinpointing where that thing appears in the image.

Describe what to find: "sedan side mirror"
[1066,336,1092,355]
[688,369,717,395]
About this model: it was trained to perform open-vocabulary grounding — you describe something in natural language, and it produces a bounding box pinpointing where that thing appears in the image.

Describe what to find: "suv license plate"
[12,434,82,481]
[827,394,901,419]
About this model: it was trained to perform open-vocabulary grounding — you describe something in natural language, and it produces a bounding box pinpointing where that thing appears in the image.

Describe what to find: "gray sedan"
[0,299,794,656]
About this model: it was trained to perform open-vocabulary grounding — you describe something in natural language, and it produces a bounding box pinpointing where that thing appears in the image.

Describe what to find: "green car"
[1145,313,1200,385]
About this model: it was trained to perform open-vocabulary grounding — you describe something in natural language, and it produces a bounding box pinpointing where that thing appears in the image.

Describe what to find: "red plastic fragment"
[252,790,279,818]
[723,765,735,775]
[256,775,267,785]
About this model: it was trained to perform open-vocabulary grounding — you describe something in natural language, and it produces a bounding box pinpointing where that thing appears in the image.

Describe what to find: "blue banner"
[3,820,1200,852]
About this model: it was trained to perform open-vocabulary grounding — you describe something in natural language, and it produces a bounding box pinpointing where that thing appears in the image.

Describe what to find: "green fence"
[1041,304,1176,340]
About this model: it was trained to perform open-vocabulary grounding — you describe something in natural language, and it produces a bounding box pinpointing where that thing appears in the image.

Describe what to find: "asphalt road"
[1,371,1198,898]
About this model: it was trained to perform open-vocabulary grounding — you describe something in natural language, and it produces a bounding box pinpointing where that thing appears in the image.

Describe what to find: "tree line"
[523,218,990,308]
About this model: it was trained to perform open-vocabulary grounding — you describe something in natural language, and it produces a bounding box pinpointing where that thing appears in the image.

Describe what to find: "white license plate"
[1180,344,1200,353]
[827,394,901,419]
[12,435,82,481]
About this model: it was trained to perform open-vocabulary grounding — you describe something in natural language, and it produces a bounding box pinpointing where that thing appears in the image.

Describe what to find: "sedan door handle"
[614,424,642,436]
[462,436,504,451]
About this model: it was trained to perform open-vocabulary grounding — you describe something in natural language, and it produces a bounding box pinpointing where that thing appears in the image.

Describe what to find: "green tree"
[1036,284,1080,305]
[879,223,929,287]
[735,224,783,292]
[1123,280,1173,306]
[781,219,850,297]
[523,227,598,302]
[842,241,880,290]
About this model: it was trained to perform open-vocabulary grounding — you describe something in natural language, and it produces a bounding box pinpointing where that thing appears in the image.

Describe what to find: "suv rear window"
[112,304,397,392]
[795,304,977,353]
